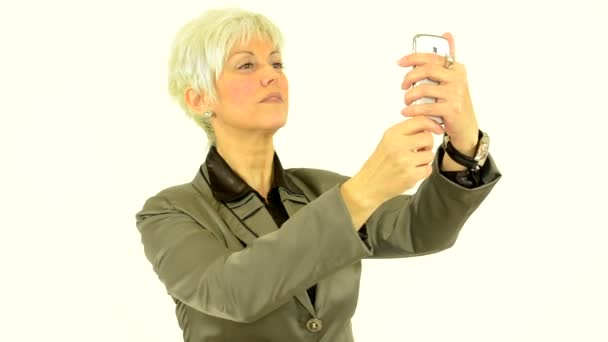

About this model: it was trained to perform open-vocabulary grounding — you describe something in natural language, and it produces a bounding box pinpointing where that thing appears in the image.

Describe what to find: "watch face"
[475,134,490,163]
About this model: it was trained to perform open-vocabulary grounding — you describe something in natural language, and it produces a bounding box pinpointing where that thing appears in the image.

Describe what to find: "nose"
[261,64,281,86]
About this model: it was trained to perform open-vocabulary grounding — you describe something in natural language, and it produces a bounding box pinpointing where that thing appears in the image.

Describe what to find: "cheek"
[223,79,258,106]
[277,71,288,86]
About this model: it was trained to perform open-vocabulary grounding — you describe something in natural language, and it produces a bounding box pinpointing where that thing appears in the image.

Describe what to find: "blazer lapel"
[192,165,275,245]
[279,188,309,216]
[232,189,318,317]
[193,164,319,318]
[278,188,320,317]
[224,193,279,238]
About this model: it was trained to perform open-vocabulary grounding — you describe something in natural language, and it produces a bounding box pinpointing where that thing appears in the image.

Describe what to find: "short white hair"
[167,7,285,145]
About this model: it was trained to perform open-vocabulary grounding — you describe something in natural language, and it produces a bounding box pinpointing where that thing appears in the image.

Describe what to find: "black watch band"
[443,130,483,170]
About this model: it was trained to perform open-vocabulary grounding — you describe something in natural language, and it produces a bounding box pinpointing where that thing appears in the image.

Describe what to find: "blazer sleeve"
[135,185,372,323]
[359,148,502,258]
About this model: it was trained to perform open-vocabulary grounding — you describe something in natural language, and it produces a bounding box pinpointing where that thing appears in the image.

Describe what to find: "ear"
[184,87,210,114]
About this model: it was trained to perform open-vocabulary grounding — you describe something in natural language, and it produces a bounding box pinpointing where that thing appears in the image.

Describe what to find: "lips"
[261,92,283,102]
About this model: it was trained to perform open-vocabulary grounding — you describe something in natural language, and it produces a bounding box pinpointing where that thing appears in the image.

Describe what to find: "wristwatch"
[442,130,490,171]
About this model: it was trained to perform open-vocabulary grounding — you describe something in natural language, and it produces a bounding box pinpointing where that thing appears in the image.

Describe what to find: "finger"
[411,150,435,167]
[442,32,456,58]
[404,131,435,151]
[397,53,445,68]
[397,116,444,135]
[404,101,452,117]
[401,64,452,90]
[413,164,433,180]
[403,84,448,106]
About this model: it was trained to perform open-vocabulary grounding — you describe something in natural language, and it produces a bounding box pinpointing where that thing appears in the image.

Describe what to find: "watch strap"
[444,130,484,171]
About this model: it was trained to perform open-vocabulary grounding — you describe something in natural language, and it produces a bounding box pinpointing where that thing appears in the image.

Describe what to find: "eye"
[238,62,285,70]
[239,62,254,70]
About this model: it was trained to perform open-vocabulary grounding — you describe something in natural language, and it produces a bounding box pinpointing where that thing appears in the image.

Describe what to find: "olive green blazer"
[135,148,501,342]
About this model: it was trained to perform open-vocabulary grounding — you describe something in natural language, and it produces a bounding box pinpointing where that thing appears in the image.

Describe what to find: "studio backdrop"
[1,0,606,341]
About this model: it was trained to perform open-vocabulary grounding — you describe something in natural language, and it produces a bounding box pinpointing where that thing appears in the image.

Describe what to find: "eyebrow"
[230,50,281,59]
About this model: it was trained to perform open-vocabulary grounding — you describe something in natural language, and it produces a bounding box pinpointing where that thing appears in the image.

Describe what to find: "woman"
[136,7,501,342]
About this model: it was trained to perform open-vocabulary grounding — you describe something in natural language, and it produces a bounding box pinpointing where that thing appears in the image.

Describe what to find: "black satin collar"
[203,145,301,202]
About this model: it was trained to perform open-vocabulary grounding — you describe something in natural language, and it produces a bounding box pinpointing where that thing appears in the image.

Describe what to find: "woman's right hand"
[340,116,444,230]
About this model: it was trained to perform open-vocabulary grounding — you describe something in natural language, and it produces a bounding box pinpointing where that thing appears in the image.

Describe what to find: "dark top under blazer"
[135,146,501,342]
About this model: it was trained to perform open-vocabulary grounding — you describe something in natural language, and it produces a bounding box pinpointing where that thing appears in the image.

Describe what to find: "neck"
[214,135,275,201]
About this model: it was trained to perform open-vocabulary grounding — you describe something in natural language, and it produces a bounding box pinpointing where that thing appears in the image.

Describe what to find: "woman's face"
[211,38,289,138]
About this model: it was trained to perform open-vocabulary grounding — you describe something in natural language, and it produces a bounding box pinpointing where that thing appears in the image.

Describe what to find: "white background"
[1,0,607,341]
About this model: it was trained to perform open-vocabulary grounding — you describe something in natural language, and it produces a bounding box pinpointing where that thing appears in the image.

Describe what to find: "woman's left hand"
[397,32,479,154]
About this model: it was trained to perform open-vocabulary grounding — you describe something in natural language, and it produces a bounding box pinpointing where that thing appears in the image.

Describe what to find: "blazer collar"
[204,145,301,202]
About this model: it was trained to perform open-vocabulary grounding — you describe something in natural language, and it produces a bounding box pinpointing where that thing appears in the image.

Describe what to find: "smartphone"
[411,34,450,125]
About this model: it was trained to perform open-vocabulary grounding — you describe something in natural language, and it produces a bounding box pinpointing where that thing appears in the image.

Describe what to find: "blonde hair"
[167,7,286,145]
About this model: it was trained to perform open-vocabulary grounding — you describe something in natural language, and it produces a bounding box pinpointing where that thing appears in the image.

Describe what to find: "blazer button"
[306,318,323,333]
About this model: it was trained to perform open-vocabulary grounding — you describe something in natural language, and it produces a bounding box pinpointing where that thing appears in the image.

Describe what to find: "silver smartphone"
[411,34,450,125]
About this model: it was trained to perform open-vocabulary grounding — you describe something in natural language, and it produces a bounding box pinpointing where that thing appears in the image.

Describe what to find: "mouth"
[260,93,283,102]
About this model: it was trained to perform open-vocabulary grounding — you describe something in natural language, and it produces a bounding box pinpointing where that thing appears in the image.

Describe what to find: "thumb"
[398,117,445,135]
[442,32,456,58]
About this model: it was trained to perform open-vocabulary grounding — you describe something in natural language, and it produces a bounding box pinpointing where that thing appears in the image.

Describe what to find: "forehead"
[228,38,280,58]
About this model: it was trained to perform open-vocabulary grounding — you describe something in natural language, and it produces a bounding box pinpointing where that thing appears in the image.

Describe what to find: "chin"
[265,117,288,131]
[262,110,288,129]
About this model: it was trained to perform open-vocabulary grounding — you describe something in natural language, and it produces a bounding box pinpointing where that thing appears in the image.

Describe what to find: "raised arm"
[338,115,501,258]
